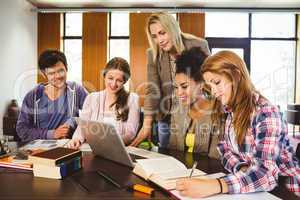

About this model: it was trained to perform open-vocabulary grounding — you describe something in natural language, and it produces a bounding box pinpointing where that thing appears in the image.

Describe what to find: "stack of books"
[28,147,82,179]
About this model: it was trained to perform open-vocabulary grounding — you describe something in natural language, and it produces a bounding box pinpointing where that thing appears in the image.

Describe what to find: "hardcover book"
[28,147,81,166]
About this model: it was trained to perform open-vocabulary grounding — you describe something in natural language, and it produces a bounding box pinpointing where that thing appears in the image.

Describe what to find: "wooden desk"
[0,149,298,199]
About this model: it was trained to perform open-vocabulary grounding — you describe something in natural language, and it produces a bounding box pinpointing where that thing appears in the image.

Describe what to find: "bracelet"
[216,178,223,194]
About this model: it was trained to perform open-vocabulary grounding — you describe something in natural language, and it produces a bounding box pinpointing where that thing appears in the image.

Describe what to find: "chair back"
[285,104,300,125]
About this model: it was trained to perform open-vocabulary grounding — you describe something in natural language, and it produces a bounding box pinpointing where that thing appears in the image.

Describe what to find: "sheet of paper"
[171,190,281,200]
[79,143,92,152]
[170,172,281,200]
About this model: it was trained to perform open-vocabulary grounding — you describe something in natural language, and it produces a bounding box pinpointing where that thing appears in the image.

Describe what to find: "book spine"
[58,156,82,178]
[55,151,82,166]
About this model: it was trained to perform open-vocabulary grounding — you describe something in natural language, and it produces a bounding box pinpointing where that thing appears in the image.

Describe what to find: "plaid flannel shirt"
[218,93,300,196]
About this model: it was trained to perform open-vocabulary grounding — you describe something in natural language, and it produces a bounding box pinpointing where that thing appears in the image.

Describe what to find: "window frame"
[108,12,130,60]
[205,13,298,102]
[62,13,83,51]
[62,13,83,83]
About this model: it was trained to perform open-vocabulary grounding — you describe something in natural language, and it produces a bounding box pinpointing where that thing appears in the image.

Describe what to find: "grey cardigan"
[143,35,210,121]
[168,105,220,159]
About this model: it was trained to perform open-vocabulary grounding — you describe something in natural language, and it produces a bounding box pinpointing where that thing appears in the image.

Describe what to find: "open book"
[28,147,81,167]
[132,157,206,190]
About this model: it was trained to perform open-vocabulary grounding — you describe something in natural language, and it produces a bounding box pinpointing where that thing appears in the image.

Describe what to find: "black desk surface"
[0,149,298,200]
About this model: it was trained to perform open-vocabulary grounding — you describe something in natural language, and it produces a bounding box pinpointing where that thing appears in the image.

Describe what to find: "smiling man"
[16,50,88,142]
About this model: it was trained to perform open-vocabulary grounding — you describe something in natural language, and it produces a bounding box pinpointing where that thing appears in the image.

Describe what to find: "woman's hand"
[67,138,82,149]
[130,126,151,146]
[176,178,224,198]
[130,116,153,146]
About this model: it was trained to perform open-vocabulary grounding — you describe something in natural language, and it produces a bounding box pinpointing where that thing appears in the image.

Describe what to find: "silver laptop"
[77,118,136,168]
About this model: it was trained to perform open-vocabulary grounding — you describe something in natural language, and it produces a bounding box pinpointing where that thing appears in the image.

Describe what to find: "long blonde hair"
[146,12,185,63]
[201,51,259,145]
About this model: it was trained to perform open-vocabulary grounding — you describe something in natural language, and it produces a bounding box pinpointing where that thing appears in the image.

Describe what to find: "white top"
[73,90,140,144]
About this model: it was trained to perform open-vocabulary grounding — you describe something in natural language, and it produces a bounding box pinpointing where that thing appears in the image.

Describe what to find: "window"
[109,12,129,61]
[63,13,83,83]
[206,12,249,37]
[205,13,297,112]
[109,12,130,90]
[251,13,295,38]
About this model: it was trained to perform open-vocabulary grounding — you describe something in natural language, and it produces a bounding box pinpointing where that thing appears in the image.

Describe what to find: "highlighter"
[128,184,155,196]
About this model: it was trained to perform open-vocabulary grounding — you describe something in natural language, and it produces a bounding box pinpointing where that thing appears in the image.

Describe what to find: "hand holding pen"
[176,161,225,197]
[189,161,198,178]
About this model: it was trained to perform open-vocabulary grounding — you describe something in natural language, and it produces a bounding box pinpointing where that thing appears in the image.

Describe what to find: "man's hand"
[53,124,70,139]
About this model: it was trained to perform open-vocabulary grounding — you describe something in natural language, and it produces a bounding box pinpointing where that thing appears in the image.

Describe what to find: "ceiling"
[27,0,300,12]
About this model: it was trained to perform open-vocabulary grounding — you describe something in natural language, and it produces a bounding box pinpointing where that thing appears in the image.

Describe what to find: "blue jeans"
[157,121,170,148]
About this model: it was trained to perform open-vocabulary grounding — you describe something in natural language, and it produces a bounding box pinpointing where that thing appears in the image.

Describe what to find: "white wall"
[0,0,37,135]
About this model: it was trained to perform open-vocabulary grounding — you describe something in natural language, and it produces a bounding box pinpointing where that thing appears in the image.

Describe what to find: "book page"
[135,157,187,178]
[126,146,169,159]
[158,168,206,180]
[20,139,70,151]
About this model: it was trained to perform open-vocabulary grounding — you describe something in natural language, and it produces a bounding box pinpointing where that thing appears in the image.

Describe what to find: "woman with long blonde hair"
[176,51,300,198]
[130,12,210,148]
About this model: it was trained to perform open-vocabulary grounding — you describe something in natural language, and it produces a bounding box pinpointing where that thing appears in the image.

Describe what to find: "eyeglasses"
[45,68,66,77]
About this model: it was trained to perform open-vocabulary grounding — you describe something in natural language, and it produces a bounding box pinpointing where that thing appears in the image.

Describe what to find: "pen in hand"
[189,161,198,178]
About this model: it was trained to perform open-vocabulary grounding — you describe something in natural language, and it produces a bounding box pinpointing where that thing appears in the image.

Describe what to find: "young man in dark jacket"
[16,50,88,142]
